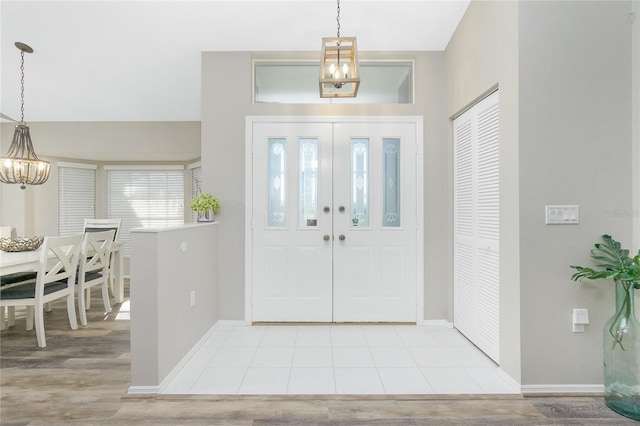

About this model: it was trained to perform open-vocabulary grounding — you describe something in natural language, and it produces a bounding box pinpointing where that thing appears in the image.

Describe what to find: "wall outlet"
[572,308,589,333]
[190,290,196,307]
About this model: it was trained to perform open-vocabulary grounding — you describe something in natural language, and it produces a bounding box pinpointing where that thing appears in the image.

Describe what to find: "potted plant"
[190,193,221,222]
[570,234,640,420]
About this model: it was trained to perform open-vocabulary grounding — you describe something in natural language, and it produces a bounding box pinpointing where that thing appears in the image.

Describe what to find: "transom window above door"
[254,61,413,104]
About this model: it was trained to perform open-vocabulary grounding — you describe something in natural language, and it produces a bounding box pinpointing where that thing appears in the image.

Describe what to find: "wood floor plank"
[1,281,635,425]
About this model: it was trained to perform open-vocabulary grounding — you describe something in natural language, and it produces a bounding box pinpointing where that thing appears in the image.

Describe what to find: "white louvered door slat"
[453,90,500,363]
[453,117,475,340]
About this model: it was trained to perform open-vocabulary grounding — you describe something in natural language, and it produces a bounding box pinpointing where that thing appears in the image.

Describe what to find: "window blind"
[190,166,202,222]
[107,169,184,257]
[58,164,96,236]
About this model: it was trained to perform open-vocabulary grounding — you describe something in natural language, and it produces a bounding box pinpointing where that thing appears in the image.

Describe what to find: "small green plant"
[190,193,221,214]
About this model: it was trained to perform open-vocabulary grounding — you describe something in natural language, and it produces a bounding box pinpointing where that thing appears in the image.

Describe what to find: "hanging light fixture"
[0,42,50,189]
[319,0,360,98]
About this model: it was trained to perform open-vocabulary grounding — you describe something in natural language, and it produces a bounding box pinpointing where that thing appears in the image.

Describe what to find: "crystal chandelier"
[319,0,360,98]
[0,42,51,189]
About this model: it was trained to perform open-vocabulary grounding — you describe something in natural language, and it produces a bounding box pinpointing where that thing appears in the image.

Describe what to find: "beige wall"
[518,0,634,387]
[0,121,200,237]
[444,0,521,382]
[201,51,450,321]
[633,0,640,252]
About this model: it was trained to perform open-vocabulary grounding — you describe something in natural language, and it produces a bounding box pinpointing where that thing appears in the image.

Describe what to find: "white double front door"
[250,119,418,322]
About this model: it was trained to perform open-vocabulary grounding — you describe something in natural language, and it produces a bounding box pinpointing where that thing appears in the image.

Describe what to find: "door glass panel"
[351,138,369,227]
[299,138,318,227]
[268,138,286,227]
[383,138,401,227]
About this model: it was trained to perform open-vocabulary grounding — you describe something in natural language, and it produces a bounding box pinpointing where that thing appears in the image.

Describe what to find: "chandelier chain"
[20,50,25,124]
[336,0,341,38]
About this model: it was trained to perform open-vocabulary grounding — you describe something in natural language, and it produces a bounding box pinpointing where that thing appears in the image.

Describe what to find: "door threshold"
[252,322,417,326]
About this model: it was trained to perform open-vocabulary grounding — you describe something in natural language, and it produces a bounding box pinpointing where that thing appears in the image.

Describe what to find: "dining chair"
[1,226,32,330]
[82,218,121,307]
[77,230,114,326]
[0,226,13,238]
[0,234,83,348]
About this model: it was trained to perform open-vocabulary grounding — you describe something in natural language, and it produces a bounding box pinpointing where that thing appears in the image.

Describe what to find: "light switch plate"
[545,205,579,225]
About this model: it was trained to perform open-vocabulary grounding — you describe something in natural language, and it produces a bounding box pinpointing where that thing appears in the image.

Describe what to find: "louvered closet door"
[453,91,500,363]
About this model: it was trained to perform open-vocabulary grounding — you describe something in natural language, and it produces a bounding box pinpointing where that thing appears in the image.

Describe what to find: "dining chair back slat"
[77,230,115,326]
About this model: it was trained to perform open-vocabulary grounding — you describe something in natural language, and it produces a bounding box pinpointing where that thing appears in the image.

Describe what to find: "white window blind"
[58,164,96,236]
[190,166,202,222]
[107,169,184,256]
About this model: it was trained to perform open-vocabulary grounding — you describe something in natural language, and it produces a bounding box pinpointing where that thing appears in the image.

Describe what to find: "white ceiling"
[0,0,469,123]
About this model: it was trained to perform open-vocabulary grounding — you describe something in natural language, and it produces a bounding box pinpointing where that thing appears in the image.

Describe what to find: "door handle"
[323,234,331,241]
[323,206,330,213]
[338,206,346,213]
[338,234,346,241]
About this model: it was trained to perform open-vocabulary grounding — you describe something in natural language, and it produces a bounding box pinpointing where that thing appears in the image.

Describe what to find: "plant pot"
[603,280,640,420]
[197,210,215,222]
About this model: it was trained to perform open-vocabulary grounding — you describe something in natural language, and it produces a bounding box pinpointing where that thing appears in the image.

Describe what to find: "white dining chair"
[82,218,122,306]
[77,230,114,326]
[0,226,12,238]
[1,226,29,330]
[0,234,83,348]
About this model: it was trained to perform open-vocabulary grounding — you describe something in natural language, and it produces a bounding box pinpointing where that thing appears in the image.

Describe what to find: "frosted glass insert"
[351,138,369,227]
[299,138,318,227]
[268,138,286,226]
[383,138,401,227]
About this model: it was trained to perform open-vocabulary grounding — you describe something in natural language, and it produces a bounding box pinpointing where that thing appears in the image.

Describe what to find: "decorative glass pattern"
[299,138,318,227]
[383,138,401,227]
[268,138,286,226]
[351,138,369,227]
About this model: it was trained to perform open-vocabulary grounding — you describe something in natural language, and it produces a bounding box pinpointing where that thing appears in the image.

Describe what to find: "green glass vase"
[603,280,640,420]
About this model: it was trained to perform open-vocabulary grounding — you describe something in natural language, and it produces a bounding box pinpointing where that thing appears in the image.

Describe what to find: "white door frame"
[244,116,424,323]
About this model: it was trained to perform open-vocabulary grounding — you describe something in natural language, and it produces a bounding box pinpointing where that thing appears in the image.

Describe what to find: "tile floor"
[162,324,519,395]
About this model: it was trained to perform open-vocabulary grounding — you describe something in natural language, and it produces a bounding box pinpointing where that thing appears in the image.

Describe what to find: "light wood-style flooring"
[0,282,636,425]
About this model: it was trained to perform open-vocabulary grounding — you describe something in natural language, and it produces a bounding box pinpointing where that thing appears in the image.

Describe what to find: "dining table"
[0,241,125,304]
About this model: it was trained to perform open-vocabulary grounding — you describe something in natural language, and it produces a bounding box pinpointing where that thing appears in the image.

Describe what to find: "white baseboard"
[126,385,161,395]
[417,319,453,328]
[216,319,251,326]
[127,323,219,395]
[521,384,604,394]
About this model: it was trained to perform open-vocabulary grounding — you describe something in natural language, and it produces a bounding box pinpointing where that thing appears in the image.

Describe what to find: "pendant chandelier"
[0,42,50,189]
[319,0,360,98]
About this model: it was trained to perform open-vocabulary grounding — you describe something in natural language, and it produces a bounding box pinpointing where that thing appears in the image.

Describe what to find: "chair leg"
[34,303,46,348]
[7,306,15,327]
[78,285,88,327]
[26,306,34,330]
[66,293,78,330]
[101,281,112,314]
[86,288,91,310]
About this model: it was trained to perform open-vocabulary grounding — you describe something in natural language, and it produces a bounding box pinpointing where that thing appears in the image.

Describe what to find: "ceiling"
[0,1,469,123]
